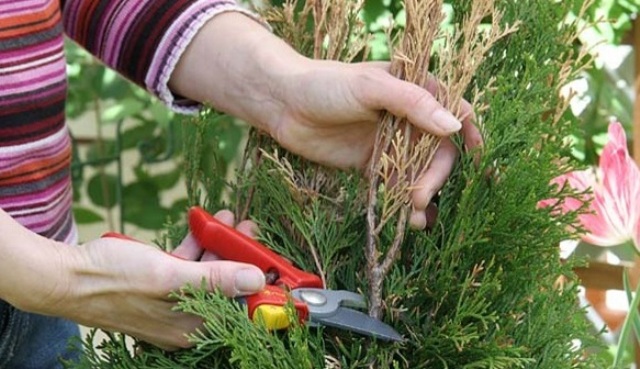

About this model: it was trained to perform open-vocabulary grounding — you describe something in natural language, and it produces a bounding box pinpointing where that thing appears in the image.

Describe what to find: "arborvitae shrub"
[70,1,605,368]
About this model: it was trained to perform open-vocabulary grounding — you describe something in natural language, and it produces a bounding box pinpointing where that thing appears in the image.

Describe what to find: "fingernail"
[235,269,265,294]
[409,211,427,230]
[433,109,462,133]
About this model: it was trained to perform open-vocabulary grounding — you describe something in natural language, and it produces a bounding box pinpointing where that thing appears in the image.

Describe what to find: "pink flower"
[540,122,640,249]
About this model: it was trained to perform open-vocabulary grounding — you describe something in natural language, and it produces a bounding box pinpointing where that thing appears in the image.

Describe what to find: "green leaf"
[85,140,118,166]
[616,270,640,367]
[88,66,106,97]
[394,9,406,28]
[72,180,82,202]
[363,0,388,24]
[133,165,182,190]
[170,198,190,216]
[623,272,640,344]
[122,181,171,229]
[124,205,172,230]
[149,102,173,127]
[216,123,244,163]
[153,169,183,190]
[87,174,119,209]
[100,98,146,123]
[121,122,156,150]
[100,78,133,101]
[122,181,160,207]
[73,206,104,224]
[369,32,391,60]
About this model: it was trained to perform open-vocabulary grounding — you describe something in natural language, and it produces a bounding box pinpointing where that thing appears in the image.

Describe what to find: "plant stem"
[236,130,261,221]
[92,92,115,231]
[380,206,409,276]
[613,269,640,368]
[623,269,640,343]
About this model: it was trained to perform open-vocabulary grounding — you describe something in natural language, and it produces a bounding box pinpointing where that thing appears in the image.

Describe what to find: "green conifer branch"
[70,1,608,368]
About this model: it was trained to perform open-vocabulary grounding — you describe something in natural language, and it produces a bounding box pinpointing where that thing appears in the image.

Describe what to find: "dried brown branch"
[365,0,445,320]
[312,0,328,59]
[365,0,519,319]
[261,0,368,61]
[306,236,328,289]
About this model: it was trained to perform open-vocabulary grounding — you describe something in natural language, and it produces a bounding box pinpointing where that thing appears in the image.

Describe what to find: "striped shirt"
[0,0,250,244]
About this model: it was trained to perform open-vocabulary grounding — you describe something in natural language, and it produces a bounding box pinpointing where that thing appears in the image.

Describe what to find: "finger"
[425,202,439,230]
[175,260,265,297]
[409,202,439,231]
[411,139,458,211]
[172,233,203,260]
[356,68,462,136]
[200,251,221,262]
[425,79,439,99]
[458,98,475,127]
[461,118,483,167]
[213,209,235,226]
[236,220,258,238]
[459,101,483,151]
[463,122,483,168]
[421,74,473,125]
[358,63,483,165]
[415,73,483,154]
[357,63,440,98]
[409,211,427,230]
[199,210,237,261]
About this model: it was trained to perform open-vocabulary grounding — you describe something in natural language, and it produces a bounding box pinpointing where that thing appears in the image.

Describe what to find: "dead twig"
[365,0,519,319]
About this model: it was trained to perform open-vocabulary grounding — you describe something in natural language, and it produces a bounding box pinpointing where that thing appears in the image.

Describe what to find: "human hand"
[170,13,483,229]
[266,60,483,229]
[42,210,264,350]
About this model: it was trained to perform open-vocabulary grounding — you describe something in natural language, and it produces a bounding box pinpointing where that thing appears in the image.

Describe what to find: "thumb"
[356,65,462,135]
[174,260,265,297]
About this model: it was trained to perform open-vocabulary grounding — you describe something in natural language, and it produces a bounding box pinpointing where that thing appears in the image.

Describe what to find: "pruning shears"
[188,207,403,342]
[103,206,403,342]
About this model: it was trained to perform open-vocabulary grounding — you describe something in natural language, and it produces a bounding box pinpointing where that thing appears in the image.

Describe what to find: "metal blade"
[311,307,404,342]
[292,288,366,318]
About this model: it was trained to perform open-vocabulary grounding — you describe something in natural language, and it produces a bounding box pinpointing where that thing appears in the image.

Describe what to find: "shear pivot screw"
[300,290,327,306]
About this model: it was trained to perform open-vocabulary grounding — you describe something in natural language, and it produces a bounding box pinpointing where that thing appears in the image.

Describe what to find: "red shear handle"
[188,207,323,290]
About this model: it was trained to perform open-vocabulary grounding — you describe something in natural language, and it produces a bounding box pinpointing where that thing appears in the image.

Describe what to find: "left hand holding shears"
[103,207,403,343]
[96,207,403,349]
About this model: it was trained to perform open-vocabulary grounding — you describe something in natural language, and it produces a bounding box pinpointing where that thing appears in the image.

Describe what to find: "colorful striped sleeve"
[61,0,262,114]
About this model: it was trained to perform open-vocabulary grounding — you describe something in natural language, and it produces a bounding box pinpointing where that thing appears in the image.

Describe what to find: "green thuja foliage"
[69,0,606,368]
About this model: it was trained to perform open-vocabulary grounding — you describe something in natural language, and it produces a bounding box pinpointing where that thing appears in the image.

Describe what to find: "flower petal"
[597,122,640,246]
[552,169,596,193]
[539,170,592,215]
[540,122,640,250]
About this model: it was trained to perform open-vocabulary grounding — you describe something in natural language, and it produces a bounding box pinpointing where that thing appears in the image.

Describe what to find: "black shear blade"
[312,307,404,342]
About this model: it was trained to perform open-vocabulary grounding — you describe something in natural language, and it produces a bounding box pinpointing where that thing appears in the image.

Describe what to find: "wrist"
[169,11,313,134]
[2,237,80,316]
[242,38,313,136]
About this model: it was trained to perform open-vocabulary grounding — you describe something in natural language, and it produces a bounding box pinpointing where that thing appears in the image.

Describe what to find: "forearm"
[0,208,74,313]
[168,12,310,134]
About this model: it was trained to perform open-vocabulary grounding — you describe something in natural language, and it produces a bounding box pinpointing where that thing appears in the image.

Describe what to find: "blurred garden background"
[65,0,640,366]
